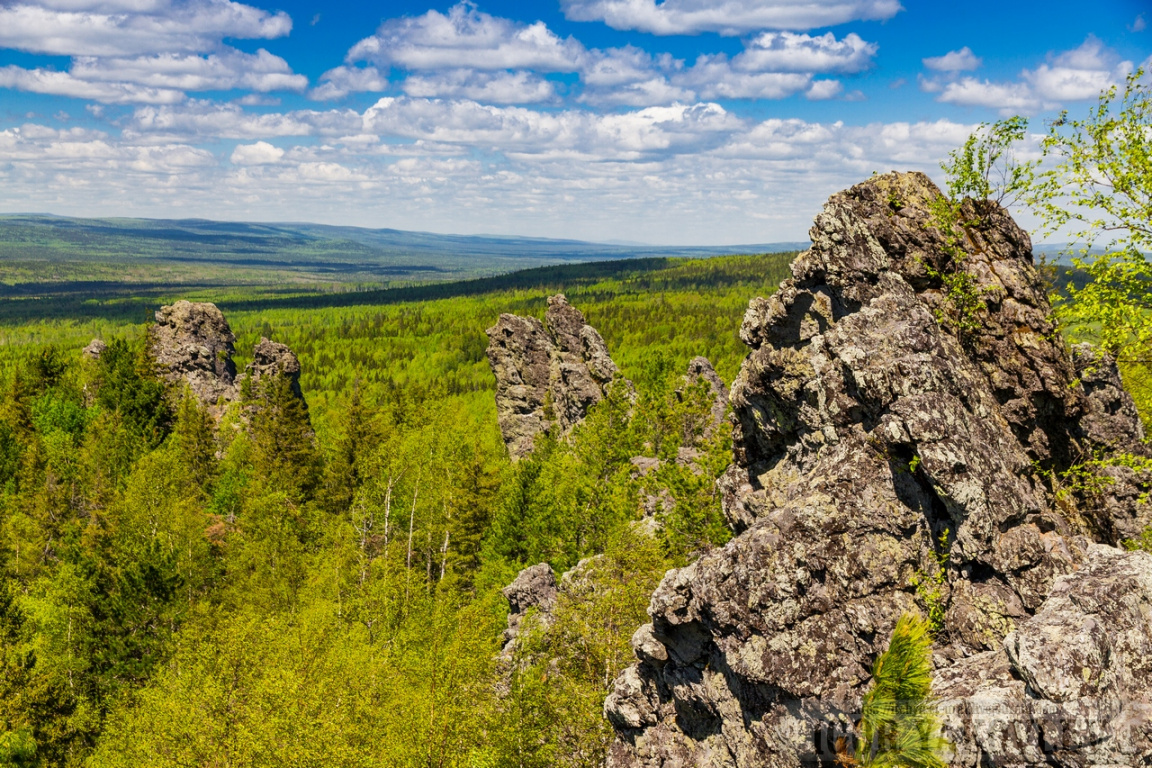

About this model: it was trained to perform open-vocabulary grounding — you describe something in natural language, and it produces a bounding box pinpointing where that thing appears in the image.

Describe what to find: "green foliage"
[942,117,1036,206]
[247,374,320,499]
[933,117,1041,346]
[0,729,36,768]
[848,613,950,768]
[946,73,1152,428]
[499,528,669,768]
[919,188,989,346]
[94,339,172,450]
[0,252,793,767]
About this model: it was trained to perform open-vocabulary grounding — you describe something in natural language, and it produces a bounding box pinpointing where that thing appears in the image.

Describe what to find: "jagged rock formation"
[486,294,625,459]
[149,300,238,405]
[680,356,729,444]
[147,301,308,414]
[1073,342,1148,454]
[604,172,1152,768]
[244,337,304,399]
[501,563,559,659]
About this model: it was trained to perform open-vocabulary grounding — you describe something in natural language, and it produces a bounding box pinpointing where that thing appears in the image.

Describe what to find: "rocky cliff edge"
[604,171,1152,768]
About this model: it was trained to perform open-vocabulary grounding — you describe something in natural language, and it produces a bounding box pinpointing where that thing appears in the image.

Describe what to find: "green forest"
[0,251,797,768]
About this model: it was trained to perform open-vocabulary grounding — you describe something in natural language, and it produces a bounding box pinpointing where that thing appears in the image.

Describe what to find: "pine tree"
[843,613,950,768]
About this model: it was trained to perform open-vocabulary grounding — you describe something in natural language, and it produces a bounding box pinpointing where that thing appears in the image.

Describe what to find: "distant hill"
[0,214,806,284]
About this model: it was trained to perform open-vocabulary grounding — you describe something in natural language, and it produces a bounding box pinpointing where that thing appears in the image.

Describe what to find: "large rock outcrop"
[486,294,625,459]
[604,172,1151,768]
[149,300,238,405]
[245,337,304,399]
[147,301,308,413]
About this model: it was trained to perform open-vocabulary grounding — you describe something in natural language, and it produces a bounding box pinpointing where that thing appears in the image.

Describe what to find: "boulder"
[604,172,1152,768]
[501,563,559,657]
[486,294,626,459]
[937,545,1152,766]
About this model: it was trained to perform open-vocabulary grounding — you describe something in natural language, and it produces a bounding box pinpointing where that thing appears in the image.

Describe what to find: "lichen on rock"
[604,172,1152,768]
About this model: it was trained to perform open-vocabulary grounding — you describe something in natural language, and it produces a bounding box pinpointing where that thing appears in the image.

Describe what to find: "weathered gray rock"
[501,563,558,656]
[242,337,304,399]
[149,300,238,405]
[1067,345,1151,544]
[82,338,106,361]
[486,294,626,459]
[937,545,1152,767]
[605,172,1152,768]
[680,356,729,443]
[148,302,308,417]
[1073,342,1148,453]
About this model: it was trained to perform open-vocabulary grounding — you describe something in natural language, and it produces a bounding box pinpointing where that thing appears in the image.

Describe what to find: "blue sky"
[0,0,1148,243]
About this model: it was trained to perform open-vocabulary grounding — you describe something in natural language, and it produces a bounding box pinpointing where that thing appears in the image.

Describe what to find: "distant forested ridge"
[0,214,803,313]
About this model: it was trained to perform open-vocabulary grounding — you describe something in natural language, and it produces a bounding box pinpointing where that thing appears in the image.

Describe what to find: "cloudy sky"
[0,0,1148,243]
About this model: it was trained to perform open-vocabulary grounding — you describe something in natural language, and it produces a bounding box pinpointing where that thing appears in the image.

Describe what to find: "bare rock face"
[1072,342,1148,454]
[498,558,612,668]
[243,337,304,399]
[148,302,308,416]
[604,172,1152,768]
[149,300,238,405]
[486,294,625,459]
[938,545,1152,766]
[501,563,559,657]
[82,338,106,361]
[680,356,729,443]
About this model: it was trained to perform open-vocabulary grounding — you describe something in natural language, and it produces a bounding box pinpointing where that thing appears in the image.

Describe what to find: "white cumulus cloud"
[358,97,741,159]
[70,49,306,93]
[230,140,284,165]
[674,57,812,99]
[347,3,586,73]
[310,66,391,101]
[806,80,843,100]
[0,0,291,57]
[923,47,981,72]
[0,0,306,104]
[0,65,186,104]
[401,70,556,104]
[560,0,902,35]
[128,100,362,140]
[933,37,1130,114]
[735,32,877,74]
